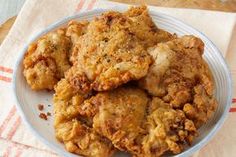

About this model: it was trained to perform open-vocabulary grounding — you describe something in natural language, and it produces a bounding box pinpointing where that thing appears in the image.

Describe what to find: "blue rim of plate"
[13,8,233,157]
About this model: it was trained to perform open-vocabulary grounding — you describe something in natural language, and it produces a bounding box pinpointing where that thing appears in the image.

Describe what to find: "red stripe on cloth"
[0,137,30,149]
[3,142,23,157]
[15,147,23,157]
[0,137,58,156]
[7,116,22,140]
[3,145,12,157]
[0,66,13,74]
[0,106,16,136]
[76,0,86,12]
[230,108,236,112]
[0,75,12,82]
[87,0,96,10]
[232,98,236,103]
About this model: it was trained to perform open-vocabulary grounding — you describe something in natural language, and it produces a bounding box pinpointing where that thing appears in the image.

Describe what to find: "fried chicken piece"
[23,57,58,90]
[139,35,206,98]
[55,120,114,157]
[53,79,115,157]
[66,6,175,92]
[53,78,89,126]
[124,6,175,47]
[78,87,149,155]
[139,35,217,127]
[67,23,152,92]
[66,20,89,44]
[23,28,71,90]
[183,85,217,128]
[140,97,197,157]
[66,20,89,64]
[67,13,153,92]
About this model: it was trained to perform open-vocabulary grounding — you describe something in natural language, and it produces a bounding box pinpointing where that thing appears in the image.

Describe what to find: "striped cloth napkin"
[0,0,235,156]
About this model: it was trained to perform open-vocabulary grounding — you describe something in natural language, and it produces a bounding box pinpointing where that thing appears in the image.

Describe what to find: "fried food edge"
[53,79,115,157]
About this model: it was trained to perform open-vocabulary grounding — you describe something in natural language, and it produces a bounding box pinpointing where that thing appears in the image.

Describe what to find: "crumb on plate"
[39,113,47,120]
[47,112,51,116]
[37,104,44,111]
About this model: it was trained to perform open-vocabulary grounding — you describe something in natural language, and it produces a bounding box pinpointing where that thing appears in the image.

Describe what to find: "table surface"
[0,0,235,157]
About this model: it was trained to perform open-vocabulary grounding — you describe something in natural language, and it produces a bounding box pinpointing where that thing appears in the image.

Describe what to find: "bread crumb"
[47,112,51,116]
[38,104,44,111]
[39,113,47,120]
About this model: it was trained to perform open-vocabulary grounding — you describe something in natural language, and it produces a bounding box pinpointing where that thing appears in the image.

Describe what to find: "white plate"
[13,9,232,157]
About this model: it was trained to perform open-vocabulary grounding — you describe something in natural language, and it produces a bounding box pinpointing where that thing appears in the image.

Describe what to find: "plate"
[13,9,232,157]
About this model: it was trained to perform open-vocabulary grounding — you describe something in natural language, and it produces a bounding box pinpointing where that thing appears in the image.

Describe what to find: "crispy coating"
[23,29,71,90]
[53,79,115,157]
[139,35,217,127]
[78,87,149,155]
[55,120,114,157]
[183,85,218,128]
[53,79,88,126]
[67,15,152,92]
[139,35,206,98]
[66,20,89,45]
[66,6,174,92]
[124,6,175,47]
[140,97,197,157]
[23,6,218,157]
[79,89,198,157]
[66,20,89,64]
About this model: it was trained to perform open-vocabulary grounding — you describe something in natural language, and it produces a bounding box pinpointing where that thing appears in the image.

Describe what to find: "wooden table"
[0,1,235,157]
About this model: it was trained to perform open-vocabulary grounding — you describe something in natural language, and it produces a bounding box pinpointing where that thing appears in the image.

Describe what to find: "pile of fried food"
[23,6,218,157]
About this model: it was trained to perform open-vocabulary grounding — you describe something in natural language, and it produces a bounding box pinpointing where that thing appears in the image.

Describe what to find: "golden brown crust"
[124,5,175,47]
[78,87,149,155]
[140,97,197,157]
[183,85,217,128]
[21,6,218,157]
[66,6,174,92]
[66,20,89,64]
[139,35,207,98]
[53,79,115,157]
[23,29,71,90]
[53,79,87,126]
[139,35,217,128]
[23,57,58,90]
[67,14,153,91]
[55,120,114,157]
[66,20,89,44]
